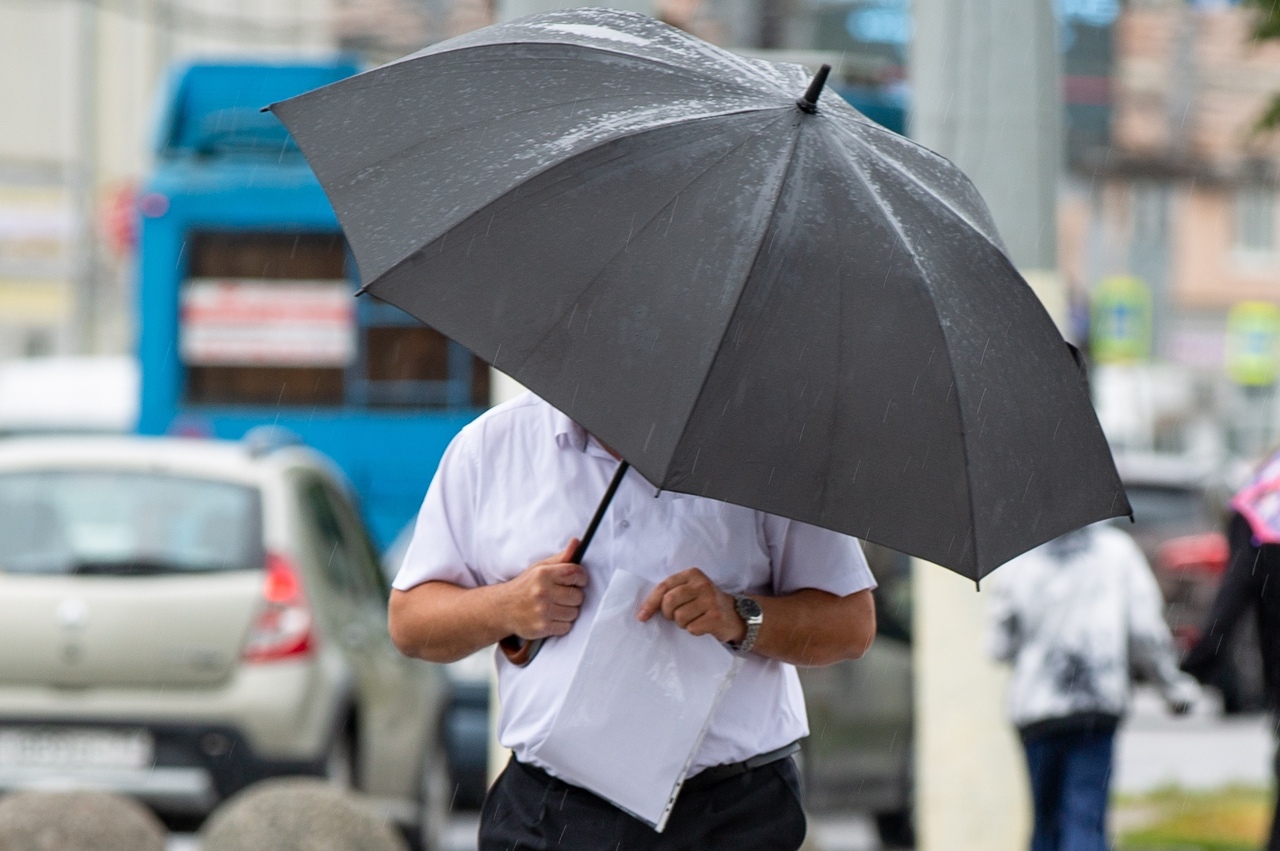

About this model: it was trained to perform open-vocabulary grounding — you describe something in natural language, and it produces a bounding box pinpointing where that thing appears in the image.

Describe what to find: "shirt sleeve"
[762,515,877,597]
[392,429,484,591]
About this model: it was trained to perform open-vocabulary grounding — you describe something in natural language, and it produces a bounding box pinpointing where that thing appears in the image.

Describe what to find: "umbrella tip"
[796,64,832,114]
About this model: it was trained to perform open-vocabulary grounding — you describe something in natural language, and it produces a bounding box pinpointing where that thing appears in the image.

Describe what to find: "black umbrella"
[268,8,1128,585]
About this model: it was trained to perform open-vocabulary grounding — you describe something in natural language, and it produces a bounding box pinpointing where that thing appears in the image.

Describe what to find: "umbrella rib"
[837,144,979,574]
[324,88,771,189]
[664,118,805,492]
[355,104,783,285]
[367,106,790,299]
[507,111,799,385]
[834,125,1007,258]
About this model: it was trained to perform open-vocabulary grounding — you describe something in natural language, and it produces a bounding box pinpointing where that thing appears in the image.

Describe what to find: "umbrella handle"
[498,460,630,666]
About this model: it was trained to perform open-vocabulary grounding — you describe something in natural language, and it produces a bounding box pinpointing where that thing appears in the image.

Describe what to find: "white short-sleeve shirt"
[395,393,876,774]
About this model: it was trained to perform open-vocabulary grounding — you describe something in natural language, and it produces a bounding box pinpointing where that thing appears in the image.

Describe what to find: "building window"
[1235,186,1276,255]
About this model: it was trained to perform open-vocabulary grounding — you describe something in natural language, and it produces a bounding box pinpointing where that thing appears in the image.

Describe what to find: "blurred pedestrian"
[989,521,1199,851]
[1181,510,1280,850]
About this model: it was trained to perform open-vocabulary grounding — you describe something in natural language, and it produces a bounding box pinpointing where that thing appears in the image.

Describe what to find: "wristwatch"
[729,595,763,654]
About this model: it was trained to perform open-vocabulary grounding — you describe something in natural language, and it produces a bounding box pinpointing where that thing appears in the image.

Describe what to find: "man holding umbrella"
[389,391,878,849]
[269,7,1132,848]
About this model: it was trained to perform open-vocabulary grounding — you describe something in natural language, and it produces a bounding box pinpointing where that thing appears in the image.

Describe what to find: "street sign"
[1090,275,1151,364]
[1226,301,1280,387]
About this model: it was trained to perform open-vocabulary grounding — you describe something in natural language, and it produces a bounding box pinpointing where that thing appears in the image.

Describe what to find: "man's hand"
[636,568,745,644]
[500,539,588,640]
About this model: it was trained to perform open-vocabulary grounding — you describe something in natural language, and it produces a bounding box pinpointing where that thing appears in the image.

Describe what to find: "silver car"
[0,432,450,849]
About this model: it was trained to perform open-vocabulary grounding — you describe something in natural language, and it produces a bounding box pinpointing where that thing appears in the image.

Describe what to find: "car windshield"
[0,470,262,575]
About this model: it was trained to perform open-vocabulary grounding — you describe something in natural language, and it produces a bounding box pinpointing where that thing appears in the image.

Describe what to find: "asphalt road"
[1114,687,1273,794]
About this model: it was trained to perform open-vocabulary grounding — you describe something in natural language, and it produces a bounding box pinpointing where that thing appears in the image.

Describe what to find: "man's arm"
[389,539,587,664]
[636,568,876,667]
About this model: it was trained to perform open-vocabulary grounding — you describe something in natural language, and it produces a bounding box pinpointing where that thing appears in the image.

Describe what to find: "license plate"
[0,727,153,770]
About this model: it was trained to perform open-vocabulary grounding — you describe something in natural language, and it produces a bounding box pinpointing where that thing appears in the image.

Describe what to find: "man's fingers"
[549,585,585,607]
[682,611,718,637]
[672,598,712,629]
[550,563,589,586]
[661,585,703,621]
[637,582,673,621]
[532,538,581,568]
[637,570,698,621]
[547,603,580,622]
[557,537,581,564]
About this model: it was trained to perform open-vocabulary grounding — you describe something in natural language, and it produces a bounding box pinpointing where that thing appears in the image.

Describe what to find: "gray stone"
[200,778,409,851]
[0,790,166,851]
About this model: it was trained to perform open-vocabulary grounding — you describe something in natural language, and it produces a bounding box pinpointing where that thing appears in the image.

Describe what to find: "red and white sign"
[180,278,355,367]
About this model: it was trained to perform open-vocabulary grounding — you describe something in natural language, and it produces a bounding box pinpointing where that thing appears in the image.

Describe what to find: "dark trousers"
[1021,729,1114,851]
[479,756,807,851]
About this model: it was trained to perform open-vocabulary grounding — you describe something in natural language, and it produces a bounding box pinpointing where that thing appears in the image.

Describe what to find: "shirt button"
[620,520,630,529]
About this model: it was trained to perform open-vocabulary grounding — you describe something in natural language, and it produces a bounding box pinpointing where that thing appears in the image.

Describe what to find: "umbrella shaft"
[500,459,630,666]
[572,460,630,563]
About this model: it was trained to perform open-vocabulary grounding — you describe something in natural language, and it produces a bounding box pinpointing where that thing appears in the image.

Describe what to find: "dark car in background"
[798,543,914,846]
[1116,452,1265,713]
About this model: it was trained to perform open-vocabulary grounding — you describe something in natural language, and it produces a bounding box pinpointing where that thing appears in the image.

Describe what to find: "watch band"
[730,594,763,654]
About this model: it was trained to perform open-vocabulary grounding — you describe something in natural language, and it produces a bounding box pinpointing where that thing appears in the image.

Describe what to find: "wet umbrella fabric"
[268,8,1127,581]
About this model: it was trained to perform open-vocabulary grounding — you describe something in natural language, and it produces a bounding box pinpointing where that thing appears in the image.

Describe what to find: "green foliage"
[1113,786,1271,851]
[1245,0,1280,42]
[1244,0,1280,132]
[1260,95,1280,132]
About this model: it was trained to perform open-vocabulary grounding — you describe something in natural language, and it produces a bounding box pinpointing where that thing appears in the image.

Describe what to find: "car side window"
[321,481,392,606]
[298,477,359,594]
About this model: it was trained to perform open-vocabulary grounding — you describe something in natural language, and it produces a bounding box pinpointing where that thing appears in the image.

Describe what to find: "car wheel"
[324,729,356,791]
[875,808,915,849]
[415,751,452,851]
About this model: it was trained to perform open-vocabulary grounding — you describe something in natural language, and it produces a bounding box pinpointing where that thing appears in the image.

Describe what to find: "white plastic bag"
[528,569,741,830]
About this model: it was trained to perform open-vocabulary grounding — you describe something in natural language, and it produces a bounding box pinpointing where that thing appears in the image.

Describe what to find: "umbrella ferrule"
[796,64,832,114]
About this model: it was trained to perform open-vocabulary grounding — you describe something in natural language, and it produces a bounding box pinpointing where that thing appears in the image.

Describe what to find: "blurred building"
[1056,0,1280,455]
[1061,0,1280,368]
[0,0,338,360]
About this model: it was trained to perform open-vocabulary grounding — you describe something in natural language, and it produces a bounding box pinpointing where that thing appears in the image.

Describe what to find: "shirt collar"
[550,405,616,458]
[551,406,588,453]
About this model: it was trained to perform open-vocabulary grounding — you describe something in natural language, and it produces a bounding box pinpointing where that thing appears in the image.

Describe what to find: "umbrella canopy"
[269,7,1128,581]
[1232,450,1280,545]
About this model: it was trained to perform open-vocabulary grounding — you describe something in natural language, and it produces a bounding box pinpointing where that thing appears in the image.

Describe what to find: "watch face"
[735,596,763,620]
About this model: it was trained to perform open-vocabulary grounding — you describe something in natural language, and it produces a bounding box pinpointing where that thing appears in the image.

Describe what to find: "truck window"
[180,231,486,408]
[182,232,349,406]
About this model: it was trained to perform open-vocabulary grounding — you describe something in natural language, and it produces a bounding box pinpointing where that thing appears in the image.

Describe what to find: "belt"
[511,741,800,798]
[681,741,801,792]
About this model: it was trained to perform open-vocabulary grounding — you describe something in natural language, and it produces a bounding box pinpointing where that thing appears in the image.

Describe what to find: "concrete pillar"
[909,1,1063,849]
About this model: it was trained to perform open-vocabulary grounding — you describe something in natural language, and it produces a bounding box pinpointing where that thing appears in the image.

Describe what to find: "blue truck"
[136,60,486,548]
